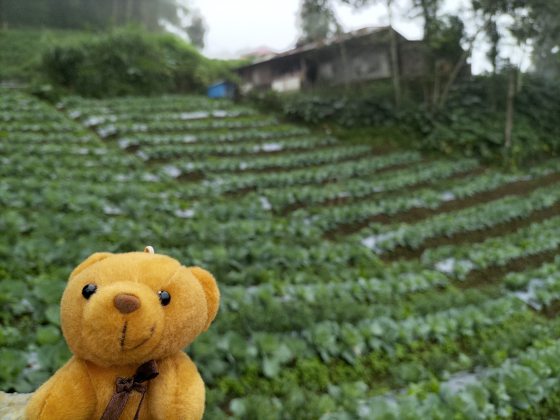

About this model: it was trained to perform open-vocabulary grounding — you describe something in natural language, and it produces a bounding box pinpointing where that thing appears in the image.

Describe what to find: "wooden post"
[0,0,5,29]
[338,40,350,89]
[300,56,308,90]
[504,66,517,151]
[387,0,401,108]
[432,59,440,109]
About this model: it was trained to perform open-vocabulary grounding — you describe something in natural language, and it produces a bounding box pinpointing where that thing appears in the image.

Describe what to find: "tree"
[185,12,206,50]
[522,0,560,79]
[471,0,560,75]
[1,0,195,34]
[408,0,478,110]
[339,0,402,107]
[429,14,472,108]
[411,0,441,43]
[484,17,500,110]
[471,0,534,155]
[153,0,188,31]
[0,0,5,29]
[297,0,341,46]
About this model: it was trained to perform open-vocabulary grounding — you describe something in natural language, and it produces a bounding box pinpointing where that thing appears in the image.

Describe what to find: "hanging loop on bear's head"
[144,246,155,254]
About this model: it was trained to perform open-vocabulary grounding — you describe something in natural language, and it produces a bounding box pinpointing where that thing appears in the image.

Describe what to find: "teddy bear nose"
[113,294,141,314]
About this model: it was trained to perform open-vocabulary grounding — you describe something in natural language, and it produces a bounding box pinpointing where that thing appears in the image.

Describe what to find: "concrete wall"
[271,72,303,92]
[238,36,426,92]
[315,44,391,85]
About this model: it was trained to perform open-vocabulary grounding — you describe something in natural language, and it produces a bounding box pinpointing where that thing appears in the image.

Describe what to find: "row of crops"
[1,89,560,418]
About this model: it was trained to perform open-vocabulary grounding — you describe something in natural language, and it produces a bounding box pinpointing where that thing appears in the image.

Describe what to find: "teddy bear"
[25,246,220,420]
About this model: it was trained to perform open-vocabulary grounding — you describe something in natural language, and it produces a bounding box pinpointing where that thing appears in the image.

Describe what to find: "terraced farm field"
[2,88,560,419]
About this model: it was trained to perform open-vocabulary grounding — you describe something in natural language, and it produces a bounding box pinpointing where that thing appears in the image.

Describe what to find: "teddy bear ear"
[189,267,220,330]
[70,252,113,279]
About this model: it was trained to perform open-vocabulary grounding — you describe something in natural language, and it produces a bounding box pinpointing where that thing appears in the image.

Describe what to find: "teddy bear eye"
[82,284,97,299]
[158,290,171,306]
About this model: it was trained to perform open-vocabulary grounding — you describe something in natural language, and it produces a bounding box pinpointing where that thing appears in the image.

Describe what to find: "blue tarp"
[207,82,235,99]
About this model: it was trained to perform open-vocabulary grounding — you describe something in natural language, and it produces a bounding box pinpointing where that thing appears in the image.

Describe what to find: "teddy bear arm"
[148,353,205,420]
[25,357,96,420]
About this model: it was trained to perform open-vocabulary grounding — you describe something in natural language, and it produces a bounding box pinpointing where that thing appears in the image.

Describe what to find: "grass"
[0,29,100,82]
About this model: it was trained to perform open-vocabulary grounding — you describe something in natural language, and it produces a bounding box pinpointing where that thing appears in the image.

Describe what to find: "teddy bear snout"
[113,294,141,314]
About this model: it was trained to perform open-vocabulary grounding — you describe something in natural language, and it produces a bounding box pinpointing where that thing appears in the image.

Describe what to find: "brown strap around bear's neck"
[100,360,159,420]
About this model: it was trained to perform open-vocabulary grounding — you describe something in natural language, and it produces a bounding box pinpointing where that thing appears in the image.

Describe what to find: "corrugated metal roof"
[238,26,406,70]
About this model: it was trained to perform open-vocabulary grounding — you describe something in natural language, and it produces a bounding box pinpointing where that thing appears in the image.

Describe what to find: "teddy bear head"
[60,249,219,367]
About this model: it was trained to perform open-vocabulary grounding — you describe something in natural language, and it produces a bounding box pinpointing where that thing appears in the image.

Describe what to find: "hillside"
[0,30,94,82]
[1,88,560,418]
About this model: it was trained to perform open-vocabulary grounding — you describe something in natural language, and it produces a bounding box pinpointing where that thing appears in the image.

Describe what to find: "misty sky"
[191,0,420,56]
[190,0,511,74]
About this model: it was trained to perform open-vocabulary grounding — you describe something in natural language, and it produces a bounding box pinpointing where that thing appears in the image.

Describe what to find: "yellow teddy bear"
[25,247,220,420]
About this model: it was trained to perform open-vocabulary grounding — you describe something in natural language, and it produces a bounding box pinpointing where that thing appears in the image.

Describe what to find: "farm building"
[237,26,427,93]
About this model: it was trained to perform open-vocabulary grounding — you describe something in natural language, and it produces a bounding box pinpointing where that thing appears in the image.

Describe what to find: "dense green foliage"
[414,76,560,160]
[0,30,93,82]
[292,0,560,157]
[0,29,237,97]
[255,75,560,162]
[2,90,560,417]
[40,29,237,97]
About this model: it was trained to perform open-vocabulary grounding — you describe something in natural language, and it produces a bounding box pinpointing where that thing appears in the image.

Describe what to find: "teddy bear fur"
[25,250,219,420]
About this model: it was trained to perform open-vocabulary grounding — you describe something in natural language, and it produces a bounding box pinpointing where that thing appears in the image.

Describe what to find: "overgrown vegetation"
[0,30,92,82]
[40,28,237,97]
[287,0,560,164]
[250,75,560,163]
[0,28,239,98]
[0,0,207,48]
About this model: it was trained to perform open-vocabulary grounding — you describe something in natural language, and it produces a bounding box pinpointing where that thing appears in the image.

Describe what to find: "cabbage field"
[2,88,560,419]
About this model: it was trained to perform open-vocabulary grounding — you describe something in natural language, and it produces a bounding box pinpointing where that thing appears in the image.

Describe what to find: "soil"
[384,202,560,262]
[278,160,433,214]
[223,153,423,199]
[176,171,205,182]
[325,171,560,239]
[147,142,362,163]
[233,149,381,175]
[458,249,559,289]
[316,166,486,210]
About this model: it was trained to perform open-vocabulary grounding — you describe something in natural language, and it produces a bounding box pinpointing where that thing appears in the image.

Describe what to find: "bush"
[281,93,395,127]
[0,29,92,82]
[249,81,398,127]
[414,76,560,161]
[40,28,237,97]
[252,75,560,163]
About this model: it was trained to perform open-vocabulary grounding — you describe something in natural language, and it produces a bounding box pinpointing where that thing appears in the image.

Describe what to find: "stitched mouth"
[120,321,128,348]
[120,323,155,351]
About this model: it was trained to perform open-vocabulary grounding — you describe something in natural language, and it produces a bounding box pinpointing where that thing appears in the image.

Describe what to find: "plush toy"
[25,246,219,420]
